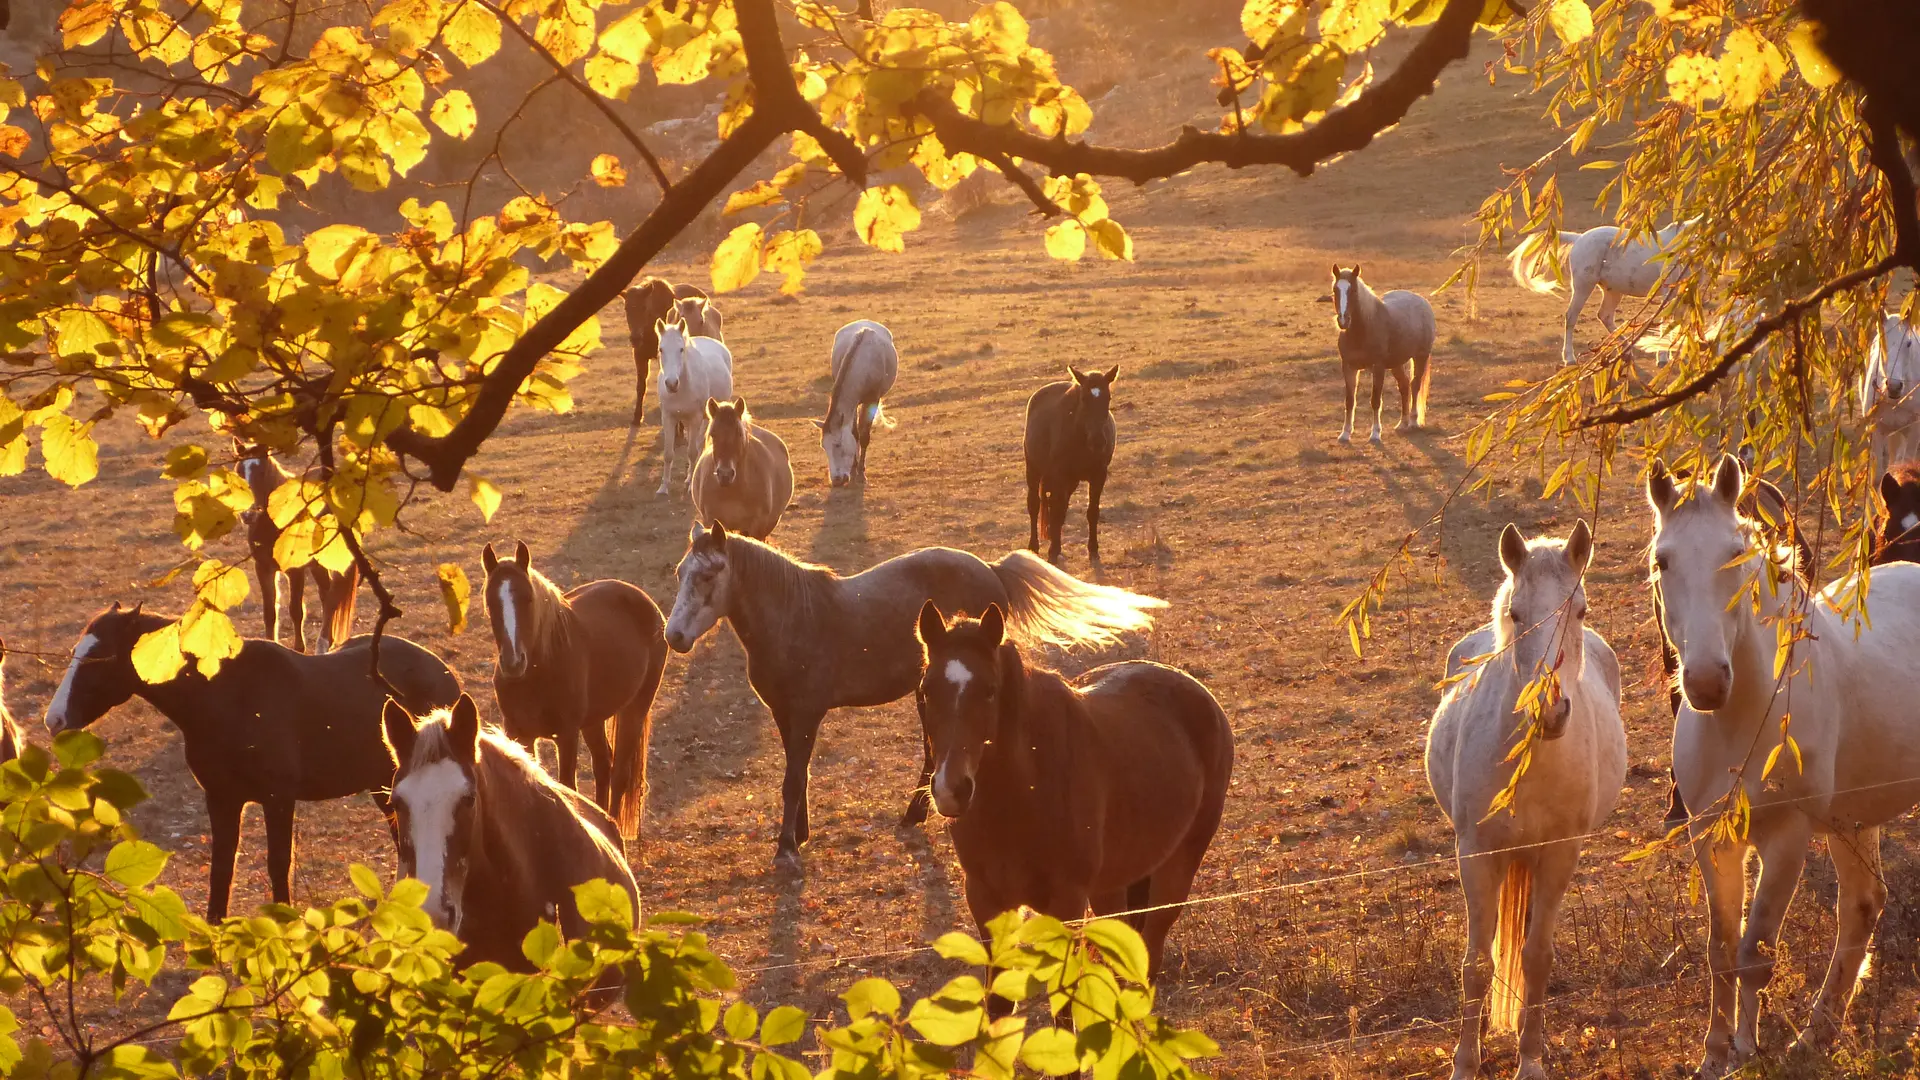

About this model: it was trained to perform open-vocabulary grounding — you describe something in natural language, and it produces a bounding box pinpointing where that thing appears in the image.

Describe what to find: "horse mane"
[403,709,598,831]
[520,565,577,661]
[723,533,829,627]
[825,337,861,425]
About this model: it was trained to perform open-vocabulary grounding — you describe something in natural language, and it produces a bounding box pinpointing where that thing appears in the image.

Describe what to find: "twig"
[981,151,1064,218]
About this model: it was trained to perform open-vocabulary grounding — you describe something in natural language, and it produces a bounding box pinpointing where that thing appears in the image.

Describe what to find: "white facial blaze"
[1903,512,1919,534]
[46,634,98,732]
[942,659,973,694]
[1089,387,1102,398]
[495,579,522,664]
[668,553,721,642]
[1334,279,1350,323]
[393,759,469,927]
[932,658,979,810]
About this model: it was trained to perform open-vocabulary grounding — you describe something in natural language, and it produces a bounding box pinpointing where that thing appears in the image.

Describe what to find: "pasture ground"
[6,32,1920,1080]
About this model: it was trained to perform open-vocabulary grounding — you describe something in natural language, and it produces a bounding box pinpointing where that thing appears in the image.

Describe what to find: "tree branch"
[982,151,1064,217]
[476,0,673,195]
[1866,94,1920,268]
[910,0,1483,184]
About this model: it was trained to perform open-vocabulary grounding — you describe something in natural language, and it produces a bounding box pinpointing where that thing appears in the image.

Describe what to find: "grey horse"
[813,319,898,486]
[1332,265,1436,444]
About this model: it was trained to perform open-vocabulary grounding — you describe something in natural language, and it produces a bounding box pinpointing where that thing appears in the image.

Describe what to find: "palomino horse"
[482,540,668,841]
[813,319,898,487]
[915,601,1231,979]
[655,317,735,497]
[383,695,638,970]
[1427,521,1625,1080]
[237,444,359,652]
[44,604,459,919]
[1509,221,1692,366]
[1025,366,1117,568]
[0,640,20,764]
[663,521,1166,866]
[692,397,794,540]
[1649,455,1920,1077]
[1860,313,1920,474]
[1878,464,1920,563]
[623,277,722,425]
[1331,265,1434,444]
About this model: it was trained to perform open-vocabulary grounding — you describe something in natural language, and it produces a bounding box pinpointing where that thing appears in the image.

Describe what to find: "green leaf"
[760,1005,808,1046]
[522,920,561,967]
[572,878,634,929]
[436,562,470,634]
[1019,1026,1084,1076]
[723,1000,759,1041]
[907,993,983,1046]
[843,977,900,1020]
[1083,919,1151,985]
[710,223,764,294]
[104,840,169,888]
[931,930,990,966]
[349,863,384,900]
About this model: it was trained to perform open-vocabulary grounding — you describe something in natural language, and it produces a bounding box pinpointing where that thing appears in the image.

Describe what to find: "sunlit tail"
[1489,860,1533,1034]
[991,550,1165,650]
[608,636,666,841]
[1507,232,1579,296]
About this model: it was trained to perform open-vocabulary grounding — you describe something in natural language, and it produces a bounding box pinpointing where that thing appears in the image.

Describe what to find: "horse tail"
[1507,232,1567,296]
[989,550,1166,650]
[609,630,666,841]
[326,562,360,652]
[1412,352,1432,427]
[1488,859,1533,1034]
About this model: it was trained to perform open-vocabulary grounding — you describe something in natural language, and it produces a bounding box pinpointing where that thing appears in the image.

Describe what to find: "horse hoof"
[1515,1058,1547,1080]
[1369,432,1383,445]
[772,849,803,874]
[1336,433,1351,445]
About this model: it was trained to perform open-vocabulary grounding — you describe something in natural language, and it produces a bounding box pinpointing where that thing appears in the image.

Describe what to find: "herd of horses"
[9,247,1920,1077]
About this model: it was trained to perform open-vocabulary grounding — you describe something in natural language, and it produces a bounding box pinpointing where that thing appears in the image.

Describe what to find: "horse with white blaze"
[655,315,734,496]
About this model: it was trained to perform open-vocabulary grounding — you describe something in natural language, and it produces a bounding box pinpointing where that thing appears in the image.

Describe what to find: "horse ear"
[1565,519,1593,574]
[110,600,122,613]
[1102,365,1118,384]
[382,698,417,765]
[917,600,945,647]
[130,601,144,616]
[706,397,721,418]
[1498,523,1529,576]
[1068,365,1087,384]
[514,540,530,568]
[809,418,825,431]
[1711,454,1744,505]
[980,603,1006,646]
[1882,471,1903,512]
[1747,477,1789,528]
[732,395,744,411]
[449,694,480,761]
[1353,263,1362,279]
[710,520,729,550]
[1330,264,1338,278]
[482,543,498,573]
[1646,460,1678,515]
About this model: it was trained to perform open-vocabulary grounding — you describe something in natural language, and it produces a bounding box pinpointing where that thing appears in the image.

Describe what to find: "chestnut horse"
[624,277,722,426]
[237,444,359,652]
[1025,365,1117,568]
[1877,464,1920,564]
[384,695,638,970]
[692,397,794,540]
[914,601,1232,978]
[482,541,668,840]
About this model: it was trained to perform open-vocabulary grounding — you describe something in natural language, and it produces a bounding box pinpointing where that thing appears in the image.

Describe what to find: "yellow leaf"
[1546,0,1592,45]
[654,32,714,85]
[598,9,654,64]
[60,1,117,48]
[442,0,501,66]
[1242,0,1306,48]
[192,560,250,611]
[590,153,628,188]
[762,228,823,295]
[585,54,639,101]
[1088,218,1133,262]
[40,415,99,487]
[1318,0,1387,52]
[968,2,1029,52]
[723,181,786,215]
[853,185,921,254]
[1664,52,1722,108]
[180,604,243,678]
[710,222,764,293]
[1045,221,1087,262]
[469,473,501,522]
[0,396,26,478]
[1786,23,1840,89]
[304,224,373,281]
[1718,28,1786,111]
[131,622,187,684]
[430,89,476,138]
[437,562,470,634]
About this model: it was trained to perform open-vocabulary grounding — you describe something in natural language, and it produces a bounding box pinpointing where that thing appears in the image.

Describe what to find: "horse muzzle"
[1681,663,1733,712]
[829,472,851,488]
[665,628,695,654]
[1539,696,1572,740]
[932,773,974,818]
[495,652,530,679]
[664,378,681,394]
[715,467,737,487]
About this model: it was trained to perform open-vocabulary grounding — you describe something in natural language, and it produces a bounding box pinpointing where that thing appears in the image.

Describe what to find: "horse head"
[1647,455,1753,712]
[656,317,688,394]
[383,694,482,932]
[665,521,732,653]
[481,540,536,678]
[705,397,748,487]
[1879,466,1920,563]
[915,600,1011,818]
[1331,264,1363,331]
[45,602,157,735]
[1492,520,1593,739]
[1067,365,1118,437]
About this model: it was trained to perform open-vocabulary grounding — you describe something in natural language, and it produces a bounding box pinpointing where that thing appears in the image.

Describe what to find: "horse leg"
[286,567,308,654]
[205,792,245,921]
[1730,813,1810,1062]
[686,415,709,496]
[632,351,649,427]
[555,721,582,794]
[252,542,280,644]
[263,796,297,907]
[1025,465,1043,554]
[773,708,824,866]
[1367,366,1386,443]
[1562,277,1596,366]
[1692,834,1750,1078]
[899,686,933,827]
[1045,482,1071,566]
[1515,842,1579,1080]
[1449,850,1505,1080]
[584,713,615,814]
[965,873,1020,1019]
[1085,470,1105,568]
[369,789,399,850]
[1797,824,1884,1053]
[1596,288,1623,335]
[656,412,677,496]
[1338,363,1358,444]
[1392,362,1413,431]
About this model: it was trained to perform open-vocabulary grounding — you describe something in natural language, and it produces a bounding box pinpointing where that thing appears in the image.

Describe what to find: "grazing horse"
[655,318,735,497]
[663,521,1166,866]
[1860,313,1920,474]
[1427,521,1625,1080]
[1509,221,1692,366]
[1878,464,1920,564]
[623,277,721,425]
[692,397,794,540]
[813,319,899,487]
[1024,365,1117,568]
[1649,455,1920,1077]
[915,601,1231,980]
[481,540,668,841]
[0,641,21,764]
[236,445,359,652]
[43,604,459,919]
[383,695,638,970]
[1331,265,1434,444]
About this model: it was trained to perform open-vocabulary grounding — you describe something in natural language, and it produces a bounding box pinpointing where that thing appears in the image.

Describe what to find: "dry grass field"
[6,22,1920,1080]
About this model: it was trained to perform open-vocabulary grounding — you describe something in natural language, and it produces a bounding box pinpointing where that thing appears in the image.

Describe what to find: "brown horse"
[482,541,668,840]
[0,640,21,764]
[236,444,359,652]
[624,277,722,426]
[915,601,1232,978]
[1025,365,1117,568]
[1877,464,1920,564]
[692,397,794,540]
[383,695,639,970]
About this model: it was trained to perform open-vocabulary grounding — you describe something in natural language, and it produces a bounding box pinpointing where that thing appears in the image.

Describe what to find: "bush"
[0,732,1218,1078]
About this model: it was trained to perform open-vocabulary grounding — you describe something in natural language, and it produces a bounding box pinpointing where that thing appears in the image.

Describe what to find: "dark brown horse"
[915,601,1232,978]
[623,277,722,426]
[44,604,459,918]
[1025,366,1118,568]
[0,640,21,764]
[482,541,668,840]
[383,695,638,970]
[1877,464,1920,564]
[237,444,360,652]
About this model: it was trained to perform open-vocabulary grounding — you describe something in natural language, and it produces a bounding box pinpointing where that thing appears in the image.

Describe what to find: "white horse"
[1510,221,1693,366]
[1427,520,1624,1080]
[655,318,734,497]
[1649,454,1920,1077]
[1332,265,1435,444]
[813,319,898,486]
[1860,313,1920,474]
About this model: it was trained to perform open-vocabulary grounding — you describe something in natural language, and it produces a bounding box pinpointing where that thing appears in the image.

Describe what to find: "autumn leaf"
[131,622,187,684]
[590,153,628,188]
[585,55,640,101]
[853,185,921,254]
[442,0,501,66]
[1045,220,1087,262]
[762,229,823,295]
[711,223,764,294]
[1718,28,1786,111]
[437,562,470,633]
[40,415,99,487]
[1786,23,1840,89]
[192,560,250,611]
[469,473,501,521]
[1547,0,1593,46]
[430,89,476,138]
[1664,52,1722,108]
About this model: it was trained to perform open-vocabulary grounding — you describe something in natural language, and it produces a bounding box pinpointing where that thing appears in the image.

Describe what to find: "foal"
[384,695,638,970]
[916,601,1232,978]
[692,397,794,540]
[1331,265,1435,444]
[1024,366,1116,568]
[236,444,359,652]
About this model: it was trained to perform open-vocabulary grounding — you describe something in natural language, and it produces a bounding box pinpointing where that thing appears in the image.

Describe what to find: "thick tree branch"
[911,0,1483,184]
[735,0,866,184]
[982,151,1064,218]
[477,0,673,194]
[1866,96,1920,268]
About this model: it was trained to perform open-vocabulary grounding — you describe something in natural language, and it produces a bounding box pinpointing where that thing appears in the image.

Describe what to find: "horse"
[623,277,722,426]
[812,319,898,487]
[914,600,1231,981]
[1426,521,1625,1080]
[1878,464,1920,564]
[43,604,460,919]
[1860,313,1920,474]
[1331,265,1434,444]
[1649,454,1920,1076]
[1508,221,1692,366]
[662,521,1167,866]
[692,397,794,540]
[481,540,668,841]
[383,695,639,971]
[1024,366,1117,568]
[236,444,360,652]
[655,317,735,497]
[0,640,21,764]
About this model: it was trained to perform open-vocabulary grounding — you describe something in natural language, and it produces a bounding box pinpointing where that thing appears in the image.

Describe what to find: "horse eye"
[1654,554,1669,572]
[1575,604,1587,620]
